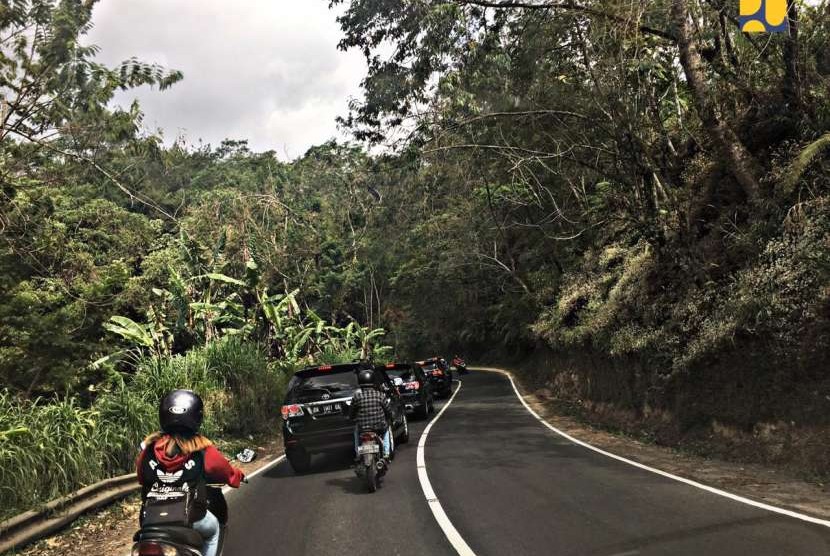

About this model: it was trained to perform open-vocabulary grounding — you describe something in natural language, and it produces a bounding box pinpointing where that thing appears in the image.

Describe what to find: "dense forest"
[1,0,829,517]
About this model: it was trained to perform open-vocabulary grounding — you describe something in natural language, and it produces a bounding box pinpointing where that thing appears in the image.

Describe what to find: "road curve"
[223,371,830,555]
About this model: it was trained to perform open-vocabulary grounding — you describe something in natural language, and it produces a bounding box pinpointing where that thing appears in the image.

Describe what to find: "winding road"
[224,371,830,555]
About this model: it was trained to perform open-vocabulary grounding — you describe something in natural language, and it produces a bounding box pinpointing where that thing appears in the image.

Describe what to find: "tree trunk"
[782,0,802,111]
[671,0,762,204]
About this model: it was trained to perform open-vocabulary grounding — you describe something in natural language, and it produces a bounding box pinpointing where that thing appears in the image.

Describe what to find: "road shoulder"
[475,367,830,522]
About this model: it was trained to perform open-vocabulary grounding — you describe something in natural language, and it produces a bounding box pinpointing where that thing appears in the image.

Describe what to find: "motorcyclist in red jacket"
[136,390,244,556]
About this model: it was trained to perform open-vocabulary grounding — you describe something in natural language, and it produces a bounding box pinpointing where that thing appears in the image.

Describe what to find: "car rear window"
[296,372,357,390]
[387,368,416,381]
[287,368,359,402]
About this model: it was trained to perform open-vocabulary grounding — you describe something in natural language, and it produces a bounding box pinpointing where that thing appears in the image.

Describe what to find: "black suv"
[281,361,409,473]
[379,362,434,420]
[416,357,453,398]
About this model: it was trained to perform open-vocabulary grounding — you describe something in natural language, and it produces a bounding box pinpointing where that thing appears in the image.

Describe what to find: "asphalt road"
[224,371,830,555]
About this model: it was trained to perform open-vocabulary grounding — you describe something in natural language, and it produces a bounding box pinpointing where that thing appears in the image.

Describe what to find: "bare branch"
[455,0,677,41]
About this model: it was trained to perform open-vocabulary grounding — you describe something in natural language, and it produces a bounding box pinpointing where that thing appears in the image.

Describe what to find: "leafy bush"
[0,339,291,520]
[0,395,103,519]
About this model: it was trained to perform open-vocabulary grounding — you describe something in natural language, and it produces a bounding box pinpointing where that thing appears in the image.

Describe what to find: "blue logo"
[739,0,788,33]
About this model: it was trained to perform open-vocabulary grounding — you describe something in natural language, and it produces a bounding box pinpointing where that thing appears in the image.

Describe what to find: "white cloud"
[87,0,366,159]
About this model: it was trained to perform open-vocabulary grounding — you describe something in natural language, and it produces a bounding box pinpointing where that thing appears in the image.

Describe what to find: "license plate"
[358,444,380,455]
[310,403,341,415]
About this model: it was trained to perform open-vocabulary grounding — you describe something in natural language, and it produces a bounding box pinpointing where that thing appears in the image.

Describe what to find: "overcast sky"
[87,1,367,159]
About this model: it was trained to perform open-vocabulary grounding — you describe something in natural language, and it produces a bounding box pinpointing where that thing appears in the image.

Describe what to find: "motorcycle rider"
[349,369,394,463]
[136,390,244,556]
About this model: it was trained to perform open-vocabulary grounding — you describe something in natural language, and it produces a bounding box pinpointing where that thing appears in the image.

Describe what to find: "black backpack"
[139,443,208,527]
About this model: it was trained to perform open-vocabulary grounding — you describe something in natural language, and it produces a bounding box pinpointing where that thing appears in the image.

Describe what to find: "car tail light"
[132,542,179,556]
[385,363,396,369]
[405,381,420,390]
[281,404,304,420]
[318,365,333,371]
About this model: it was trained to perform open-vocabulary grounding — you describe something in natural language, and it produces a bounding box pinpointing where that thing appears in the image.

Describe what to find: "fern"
[781,133,830,195]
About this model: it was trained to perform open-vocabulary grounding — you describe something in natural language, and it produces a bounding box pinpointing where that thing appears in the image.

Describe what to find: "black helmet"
[159,389,204,435]
[357,369,375,386]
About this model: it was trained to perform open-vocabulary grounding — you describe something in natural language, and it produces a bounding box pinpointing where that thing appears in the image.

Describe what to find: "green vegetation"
[0,340,270,519]
[1,0,830,518]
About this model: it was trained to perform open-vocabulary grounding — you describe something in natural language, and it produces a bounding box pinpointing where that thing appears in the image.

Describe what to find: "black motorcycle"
[132,484,230,556]
[453,358,469,375]
[354,430,387,493]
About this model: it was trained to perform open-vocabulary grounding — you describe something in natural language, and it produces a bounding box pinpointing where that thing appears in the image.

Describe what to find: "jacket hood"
[152,436,190,471]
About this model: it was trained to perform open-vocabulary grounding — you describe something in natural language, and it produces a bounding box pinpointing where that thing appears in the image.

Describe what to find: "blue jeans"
[354,427,391,458]
[192,510,220,556]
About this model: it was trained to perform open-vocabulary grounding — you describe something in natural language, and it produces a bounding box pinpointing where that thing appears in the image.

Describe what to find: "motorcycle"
[354,430,386,493]
[132,483,233,556]
[453,358,468,375]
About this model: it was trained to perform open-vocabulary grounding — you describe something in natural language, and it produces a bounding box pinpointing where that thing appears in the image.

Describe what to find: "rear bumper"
[283,423,354,453]
[429,378,452,391]
[400,393,426,410]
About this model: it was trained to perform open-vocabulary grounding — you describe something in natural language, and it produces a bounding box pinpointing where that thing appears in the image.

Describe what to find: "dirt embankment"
[480,360,830,520]
[491,342,830,483]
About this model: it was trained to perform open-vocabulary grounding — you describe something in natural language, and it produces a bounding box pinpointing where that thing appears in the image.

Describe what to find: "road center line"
[481,367,830,529]
[416,381,477,556]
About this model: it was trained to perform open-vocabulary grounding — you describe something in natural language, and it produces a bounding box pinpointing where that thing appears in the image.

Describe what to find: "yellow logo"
[739,0,788,33]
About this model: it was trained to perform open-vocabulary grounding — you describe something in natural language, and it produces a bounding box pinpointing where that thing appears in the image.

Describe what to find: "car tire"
[396,414,410,444]
[286,447,311,474]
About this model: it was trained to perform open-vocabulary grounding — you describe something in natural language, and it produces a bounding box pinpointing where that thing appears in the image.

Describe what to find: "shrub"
[0,339,291,520]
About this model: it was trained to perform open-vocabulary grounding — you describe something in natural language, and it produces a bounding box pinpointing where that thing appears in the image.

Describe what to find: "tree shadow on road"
[263,450,354,479]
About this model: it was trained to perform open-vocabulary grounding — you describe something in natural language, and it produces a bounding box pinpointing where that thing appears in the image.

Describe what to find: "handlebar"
[206,478,247,488]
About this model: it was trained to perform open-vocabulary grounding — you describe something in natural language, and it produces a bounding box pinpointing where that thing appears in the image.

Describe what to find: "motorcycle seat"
[133,525,205,548]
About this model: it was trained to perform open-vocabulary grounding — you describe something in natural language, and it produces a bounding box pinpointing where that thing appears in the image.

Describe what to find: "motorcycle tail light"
[133,542,180,556]
[405,381,420,390]
[281,404,304,420]
[360,432,376,441]
[433,369,444,377]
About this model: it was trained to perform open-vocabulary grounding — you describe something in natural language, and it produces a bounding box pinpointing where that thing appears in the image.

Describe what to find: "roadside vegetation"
[1,0,829,520]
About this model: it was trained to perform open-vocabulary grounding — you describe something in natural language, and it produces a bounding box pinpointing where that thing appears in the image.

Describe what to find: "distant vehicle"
[451,355,468,375]
[281,361,409,473]
[415,357,453,398]
[379,362,435,419]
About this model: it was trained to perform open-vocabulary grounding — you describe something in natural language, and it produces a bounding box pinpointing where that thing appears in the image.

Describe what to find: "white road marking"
[480,367,830,529]
[417,382,477,556]
[222,454,286,494]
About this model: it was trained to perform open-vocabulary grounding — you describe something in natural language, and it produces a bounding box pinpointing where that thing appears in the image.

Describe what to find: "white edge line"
[417,381,478,556]
[478,367,830,529]
[222,454,286,494]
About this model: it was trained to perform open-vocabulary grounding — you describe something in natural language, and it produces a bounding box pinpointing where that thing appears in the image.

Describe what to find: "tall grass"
[0,339,290,521]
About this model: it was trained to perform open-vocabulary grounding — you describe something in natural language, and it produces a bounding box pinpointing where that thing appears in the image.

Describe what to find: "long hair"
[143,431,213,456]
